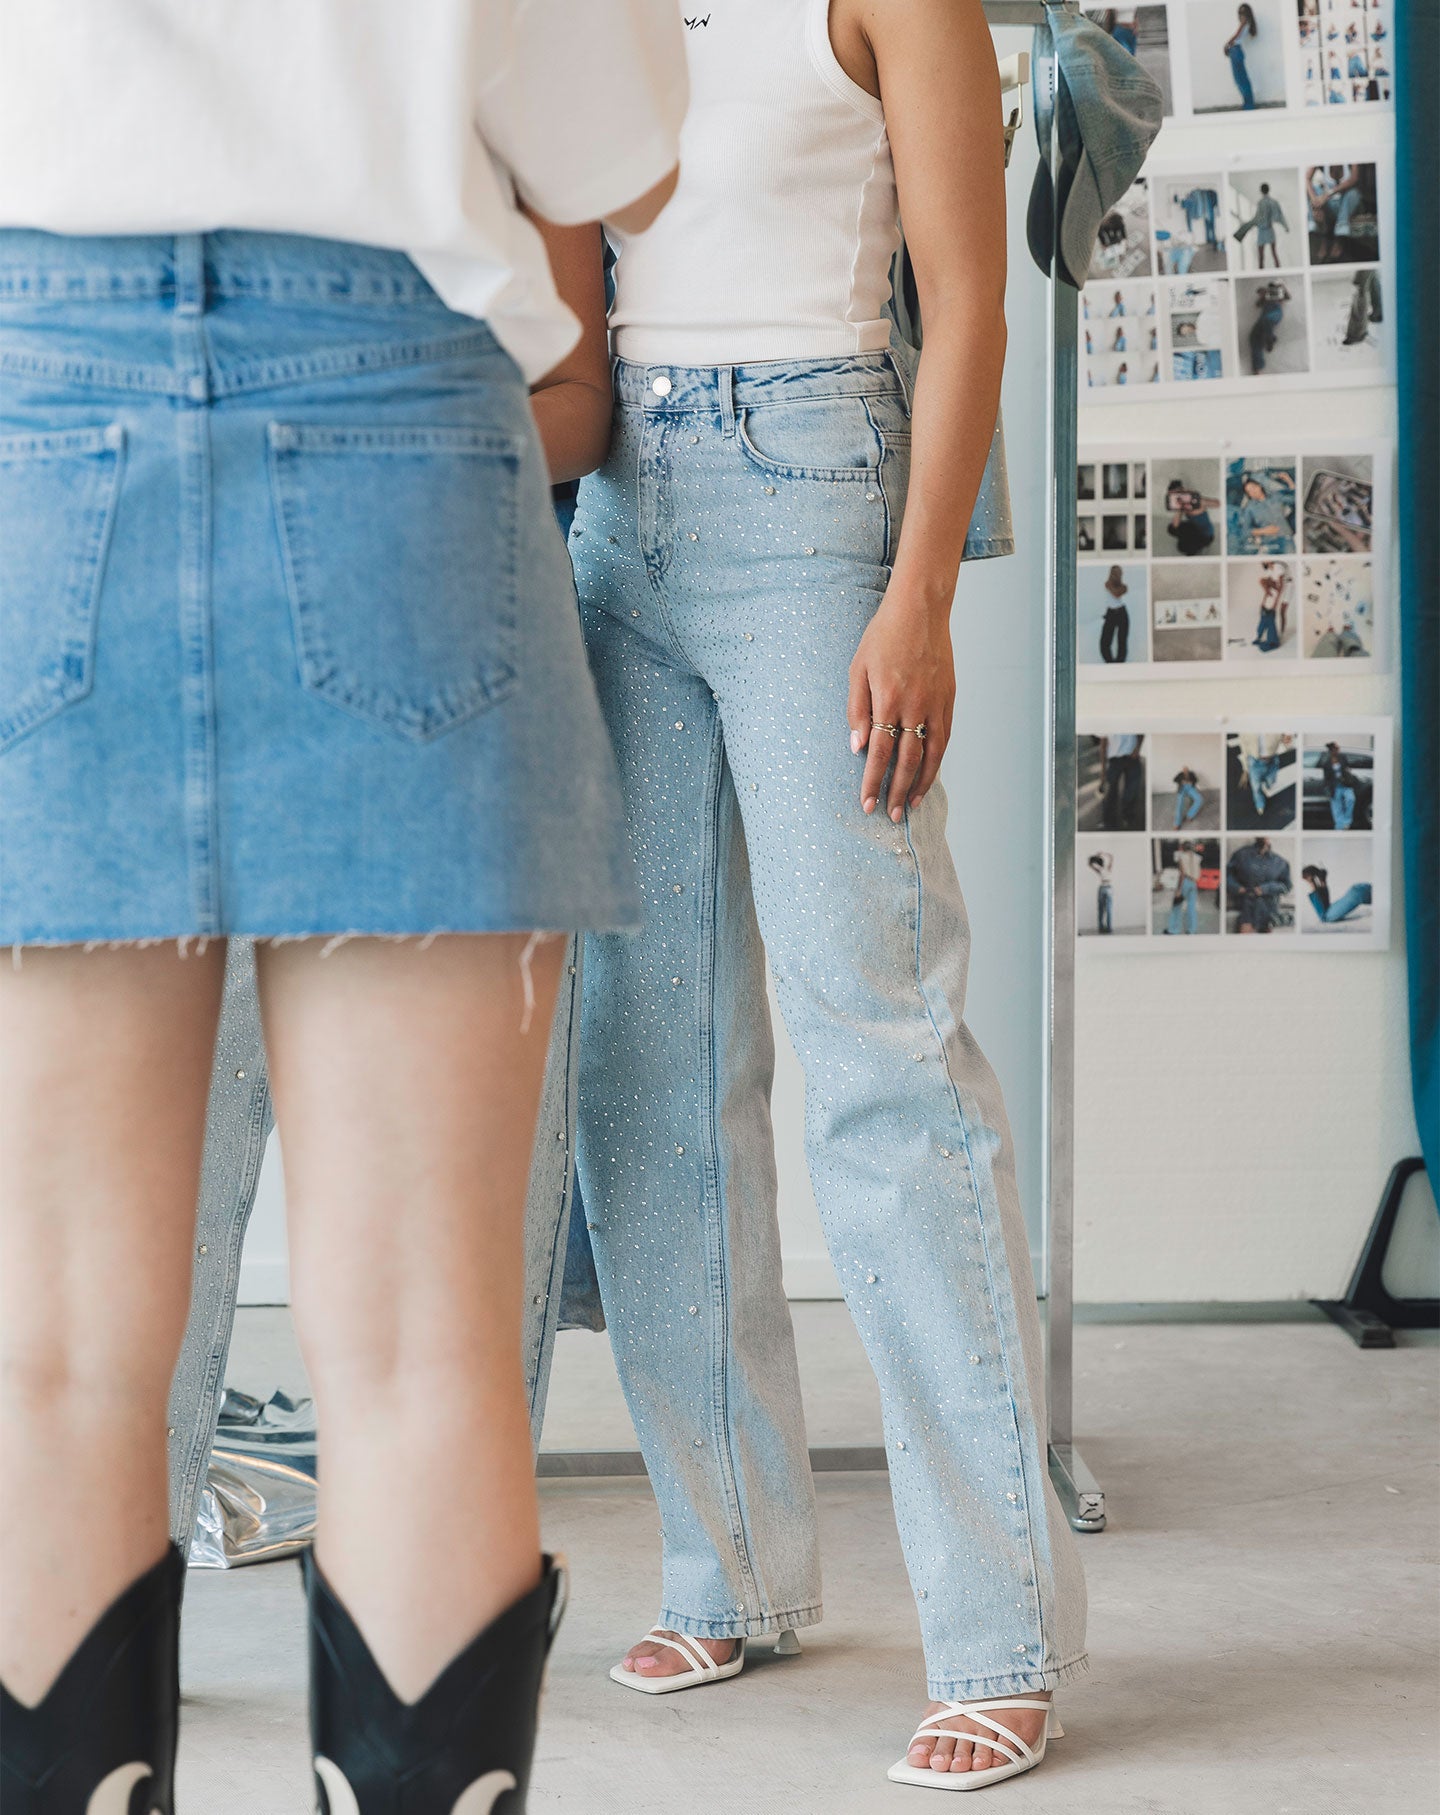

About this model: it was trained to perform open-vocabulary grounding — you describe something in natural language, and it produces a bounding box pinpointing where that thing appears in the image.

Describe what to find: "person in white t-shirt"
[0,5,684,1805]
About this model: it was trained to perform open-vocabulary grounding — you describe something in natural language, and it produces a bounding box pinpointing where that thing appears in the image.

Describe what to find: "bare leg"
[0,944,225,1703]
[256,933,563,1702]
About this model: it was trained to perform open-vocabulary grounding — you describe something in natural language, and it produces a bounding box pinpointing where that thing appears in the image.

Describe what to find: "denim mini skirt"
[0,231,640,945]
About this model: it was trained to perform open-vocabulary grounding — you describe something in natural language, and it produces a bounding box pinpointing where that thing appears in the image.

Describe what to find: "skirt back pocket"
[268,423,523,742]
[0,423,124,751]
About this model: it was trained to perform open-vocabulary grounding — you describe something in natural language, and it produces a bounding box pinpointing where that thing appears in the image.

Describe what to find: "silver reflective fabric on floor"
[188,1389,316,1569]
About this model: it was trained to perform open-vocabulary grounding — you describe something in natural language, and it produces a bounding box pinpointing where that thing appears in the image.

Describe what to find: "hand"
[846,592,954,822]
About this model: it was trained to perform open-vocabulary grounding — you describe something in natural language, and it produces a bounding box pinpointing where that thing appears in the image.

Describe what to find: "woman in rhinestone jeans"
[179,0,1089,1793]
[561,0,1087,1791]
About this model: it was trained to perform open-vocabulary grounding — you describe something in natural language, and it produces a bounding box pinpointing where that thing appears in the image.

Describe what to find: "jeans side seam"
[902,813,1051,1675]
[172,1062,272,1547]
[527,947,581,1438]
[697,723,763,1618]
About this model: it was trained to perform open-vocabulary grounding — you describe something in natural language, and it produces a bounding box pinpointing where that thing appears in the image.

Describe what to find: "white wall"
[1072,105,1414,1300]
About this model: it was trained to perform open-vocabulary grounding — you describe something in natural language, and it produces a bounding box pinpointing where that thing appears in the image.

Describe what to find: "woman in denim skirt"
[0,4,684,1808]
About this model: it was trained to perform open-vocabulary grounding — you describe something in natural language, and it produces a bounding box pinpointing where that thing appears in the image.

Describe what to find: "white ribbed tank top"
[608,0,901,364]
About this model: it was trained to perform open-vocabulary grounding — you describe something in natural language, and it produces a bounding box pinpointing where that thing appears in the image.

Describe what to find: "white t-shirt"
[0,1,688,379]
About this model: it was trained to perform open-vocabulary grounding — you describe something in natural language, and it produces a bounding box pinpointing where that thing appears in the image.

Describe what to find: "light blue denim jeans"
[1166,873,1199,936]
[563,353,1088,1699]
[1174,782,1203,828]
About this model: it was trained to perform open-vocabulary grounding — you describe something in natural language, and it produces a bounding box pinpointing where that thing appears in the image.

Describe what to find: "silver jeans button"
[651,374,672,396]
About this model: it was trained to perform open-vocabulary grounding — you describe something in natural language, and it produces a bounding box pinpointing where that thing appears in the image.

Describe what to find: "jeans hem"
[656,1601,823,1641]
[926,1650,1090,1702]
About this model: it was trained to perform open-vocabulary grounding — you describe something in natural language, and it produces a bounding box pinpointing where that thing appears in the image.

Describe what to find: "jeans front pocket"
[735,394,887,484]
[268,423,523,742]
[0,423,124,751]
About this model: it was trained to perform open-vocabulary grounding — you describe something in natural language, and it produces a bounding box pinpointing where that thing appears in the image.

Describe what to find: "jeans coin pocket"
[268,422,523,742]
[0,423,124,752]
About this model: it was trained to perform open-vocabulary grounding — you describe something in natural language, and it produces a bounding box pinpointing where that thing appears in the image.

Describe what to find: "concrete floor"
[178,1306,1439,1814]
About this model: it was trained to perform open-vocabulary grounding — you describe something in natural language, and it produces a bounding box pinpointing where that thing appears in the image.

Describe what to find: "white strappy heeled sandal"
[608,1627,747,1695]
[886,1696,1062,1791]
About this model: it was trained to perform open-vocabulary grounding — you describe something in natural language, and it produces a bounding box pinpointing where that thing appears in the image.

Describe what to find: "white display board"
[1075,715,1393,950]
[1082,151,1393,397]
[1076,437,1389,677]
[1085,2,1393,119]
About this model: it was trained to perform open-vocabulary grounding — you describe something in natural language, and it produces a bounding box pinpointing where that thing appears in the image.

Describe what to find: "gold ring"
[871,720,899,737]
[904,724,928,740]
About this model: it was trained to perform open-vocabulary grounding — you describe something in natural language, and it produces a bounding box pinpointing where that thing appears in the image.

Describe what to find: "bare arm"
[524,213,612,484]
[833,0,1008,818]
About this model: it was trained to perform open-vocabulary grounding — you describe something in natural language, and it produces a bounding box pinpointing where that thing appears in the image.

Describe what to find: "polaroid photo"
[1149,732,1224,833]
[1226,456,1297,556]
[1305,163,1381,266]
[1234,275,1309,379]
[1301,731,1376,832]
[1151,175,1228,275]
[1310,266,1385,375]
[1226,558,1299,663]
[1087,176,1153,282]
[1152,836,1222,937]
[1303,556,1373,660]
[1077,834,1149,937]
[1298,0,1393,109]
[1225,168,1305,273]
[1152,457,1222,557]
[1299,836,1376,935]
[1082,281,1161,388]
[1183,0,1289,115]
[1165,278,1231,382]
[1301,453,1372,553]
[1226,731,1298,832]
[1225,836,1297,937]
[1151,562,1224,663]
[1079,561,1151,668]
[1078,732,1148,833]
[1085,7,1174,115]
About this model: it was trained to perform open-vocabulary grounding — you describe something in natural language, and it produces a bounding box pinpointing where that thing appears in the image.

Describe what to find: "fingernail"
[863,797,876,813]
[850,729,863,753]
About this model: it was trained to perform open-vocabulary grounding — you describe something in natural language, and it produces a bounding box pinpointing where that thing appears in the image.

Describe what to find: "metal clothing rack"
[541,0,1105,1533]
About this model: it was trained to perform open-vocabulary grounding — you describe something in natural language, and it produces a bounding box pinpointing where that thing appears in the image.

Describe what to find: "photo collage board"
[1077,439,1387,677]
[1076,717,1392,951]
[1085,3,1392,119]
[1082,152,1391,394]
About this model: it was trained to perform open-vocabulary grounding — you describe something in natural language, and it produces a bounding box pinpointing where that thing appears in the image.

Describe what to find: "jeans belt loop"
[884,347,914,418]
[174,233,206,318]
[719,366,737,438]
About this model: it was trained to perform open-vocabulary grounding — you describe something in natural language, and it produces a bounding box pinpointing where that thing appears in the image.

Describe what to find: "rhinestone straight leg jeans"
[567,354,1088,1700]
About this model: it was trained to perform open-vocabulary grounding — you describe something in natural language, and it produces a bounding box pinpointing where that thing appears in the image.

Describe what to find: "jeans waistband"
[612,350,912,415]
[0,230,450,313]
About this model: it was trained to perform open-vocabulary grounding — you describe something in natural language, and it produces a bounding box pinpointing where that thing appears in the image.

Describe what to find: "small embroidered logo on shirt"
[684,14,711,27]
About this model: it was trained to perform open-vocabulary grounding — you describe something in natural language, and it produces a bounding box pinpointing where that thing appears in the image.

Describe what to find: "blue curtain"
[1397,0,1440,1188]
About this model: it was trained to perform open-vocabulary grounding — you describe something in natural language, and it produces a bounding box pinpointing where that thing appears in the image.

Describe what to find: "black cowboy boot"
[1,1544,183,1815]
[305,1551,565,1815]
